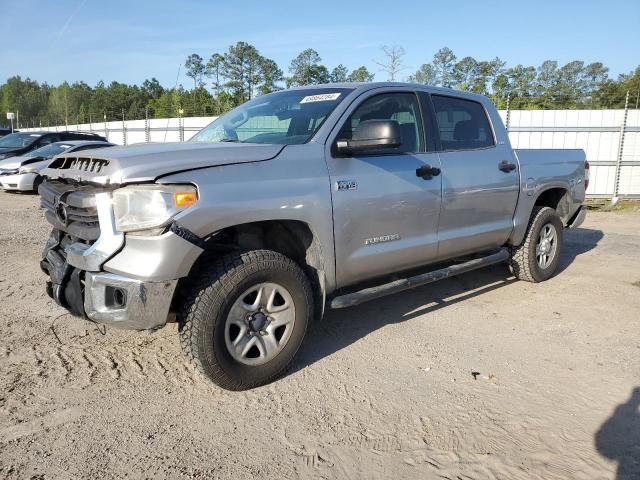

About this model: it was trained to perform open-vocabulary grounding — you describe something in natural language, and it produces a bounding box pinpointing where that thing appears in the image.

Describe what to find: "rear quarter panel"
[509,148,586,245]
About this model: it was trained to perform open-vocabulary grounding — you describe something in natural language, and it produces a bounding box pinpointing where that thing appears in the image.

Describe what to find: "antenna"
[164,64,182,143]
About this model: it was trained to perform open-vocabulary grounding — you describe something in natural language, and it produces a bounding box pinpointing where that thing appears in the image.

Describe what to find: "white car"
[0,140,115,192]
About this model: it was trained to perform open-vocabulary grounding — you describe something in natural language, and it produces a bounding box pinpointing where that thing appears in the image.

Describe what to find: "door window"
[431,95,494,151]
[338,93,425,154]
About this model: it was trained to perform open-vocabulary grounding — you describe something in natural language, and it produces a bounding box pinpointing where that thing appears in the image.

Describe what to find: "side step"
[330,248,509,309]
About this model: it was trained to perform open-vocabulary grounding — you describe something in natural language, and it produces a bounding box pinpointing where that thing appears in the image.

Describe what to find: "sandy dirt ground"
[0,191,638,480]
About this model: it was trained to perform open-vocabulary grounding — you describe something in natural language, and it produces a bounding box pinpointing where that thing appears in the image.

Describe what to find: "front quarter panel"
[159,143,337,291]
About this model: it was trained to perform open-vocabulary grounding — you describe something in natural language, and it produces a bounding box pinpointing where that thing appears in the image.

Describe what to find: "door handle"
[499,160,517,172]
[416,164,441,179]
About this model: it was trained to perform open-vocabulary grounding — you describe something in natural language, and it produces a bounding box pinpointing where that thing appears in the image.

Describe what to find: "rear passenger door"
[429,94,519,259]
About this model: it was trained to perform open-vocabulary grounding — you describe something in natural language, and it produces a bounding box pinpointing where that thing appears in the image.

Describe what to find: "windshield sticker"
[300,93,341,103]
[59,145,72,149]
[30,134,43,137]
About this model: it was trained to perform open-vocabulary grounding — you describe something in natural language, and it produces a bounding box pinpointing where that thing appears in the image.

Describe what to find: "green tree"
[258,58,283,95]
[348,66,375,83]
[432,47,457,87]
[408,64,437,85]
[452,56,478,91]
[330,64,349,83]
[287,49,329,87]
[185,54,205,113]
[507,64,537,108]
[222,41,264,104]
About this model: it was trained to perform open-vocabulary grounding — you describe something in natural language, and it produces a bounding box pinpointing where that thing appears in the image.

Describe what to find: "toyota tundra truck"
[38,83,588,390]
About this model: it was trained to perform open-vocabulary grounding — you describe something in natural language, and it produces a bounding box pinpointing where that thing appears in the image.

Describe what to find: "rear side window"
[431,95,494,151]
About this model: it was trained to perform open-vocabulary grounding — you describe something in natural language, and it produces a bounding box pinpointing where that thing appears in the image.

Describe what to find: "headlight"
[18,166,39,174]
[112,184,198,233]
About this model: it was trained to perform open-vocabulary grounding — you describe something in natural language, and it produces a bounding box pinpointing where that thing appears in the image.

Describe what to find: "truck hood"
[41,142,286,185]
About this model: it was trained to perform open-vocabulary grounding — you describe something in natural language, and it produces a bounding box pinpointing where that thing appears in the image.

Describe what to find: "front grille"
[0,168,18,175]
[39,180,108,242]
[47,156,109,174]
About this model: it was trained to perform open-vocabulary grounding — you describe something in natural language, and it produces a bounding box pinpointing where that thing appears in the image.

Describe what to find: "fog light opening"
[105,286,127,309]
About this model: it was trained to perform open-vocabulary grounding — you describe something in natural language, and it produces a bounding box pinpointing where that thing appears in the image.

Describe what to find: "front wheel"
[509,206,563,282]
[178,250,313,390]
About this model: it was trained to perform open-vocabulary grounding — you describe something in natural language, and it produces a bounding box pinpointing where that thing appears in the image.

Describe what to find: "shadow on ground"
[293,227,604,373]
[595,387,640,479]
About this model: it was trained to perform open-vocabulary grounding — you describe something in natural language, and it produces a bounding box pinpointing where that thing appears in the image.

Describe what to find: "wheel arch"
[508,184,572,246]
[178,219,327,320]
[533,187,572,222]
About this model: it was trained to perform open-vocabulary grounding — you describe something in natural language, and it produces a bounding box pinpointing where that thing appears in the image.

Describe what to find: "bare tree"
[374,45,407,81]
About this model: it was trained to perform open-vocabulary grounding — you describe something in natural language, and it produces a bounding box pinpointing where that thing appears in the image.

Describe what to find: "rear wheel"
[509,206,563,282]
[178,250,313,390]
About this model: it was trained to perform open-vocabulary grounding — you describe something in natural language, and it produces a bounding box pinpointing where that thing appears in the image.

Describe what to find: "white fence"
[499,109,640,199]
[17,109,640,199]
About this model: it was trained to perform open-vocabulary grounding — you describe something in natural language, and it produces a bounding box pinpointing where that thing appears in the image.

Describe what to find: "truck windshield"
[190,88,352,145]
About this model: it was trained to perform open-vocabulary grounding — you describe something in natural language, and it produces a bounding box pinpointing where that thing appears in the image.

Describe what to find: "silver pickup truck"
[38,82,587,390]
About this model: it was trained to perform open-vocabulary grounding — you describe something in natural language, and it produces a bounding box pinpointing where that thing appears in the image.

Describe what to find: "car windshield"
[25,143,72,159]
[0,133,42,149]
[190,88,352,145]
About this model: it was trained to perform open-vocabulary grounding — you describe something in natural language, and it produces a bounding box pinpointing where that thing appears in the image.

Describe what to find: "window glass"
[25,143,71,159]
[338,92,424,153]
[71,144,111,152]
[0,133,41,148]
[191,88,351,145]
[431,95,494,151]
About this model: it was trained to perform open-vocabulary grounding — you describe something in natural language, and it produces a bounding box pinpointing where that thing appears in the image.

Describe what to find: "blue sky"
[1,0,638,87]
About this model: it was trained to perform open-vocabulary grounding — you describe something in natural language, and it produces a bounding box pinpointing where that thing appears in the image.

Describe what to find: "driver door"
[325,91,442,287]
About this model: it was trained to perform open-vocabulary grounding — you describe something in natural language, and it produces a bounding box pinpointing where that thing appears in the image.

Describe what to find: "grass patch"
[586,199,640,213]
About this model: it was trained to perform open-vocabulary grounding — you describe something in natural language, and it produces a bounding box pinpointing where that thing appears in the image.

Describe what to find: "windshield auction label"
[300,93,341,103]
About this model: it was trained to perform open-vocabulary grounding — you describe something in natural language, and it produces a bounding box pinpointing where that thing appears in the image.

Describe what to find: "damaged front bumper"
[83,272,177,330]
[40,184,198,331]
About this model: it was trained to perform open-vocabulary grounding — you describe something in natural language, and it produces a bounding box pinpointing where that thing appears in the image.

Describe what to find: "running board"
[329,248,509,309]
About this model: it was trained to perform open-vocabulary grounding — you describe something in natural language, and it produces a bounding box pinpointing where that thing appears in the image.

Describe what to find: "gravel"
[1,191,638,479]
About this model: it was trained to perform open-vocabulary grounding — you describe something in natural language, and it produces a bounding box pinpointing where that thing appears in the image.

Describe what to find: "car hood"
[41,142,286,185]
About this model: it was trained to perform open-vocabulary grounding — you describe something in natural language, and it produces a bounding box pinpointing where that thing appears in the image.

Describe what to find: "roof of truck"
[285,81,489,102]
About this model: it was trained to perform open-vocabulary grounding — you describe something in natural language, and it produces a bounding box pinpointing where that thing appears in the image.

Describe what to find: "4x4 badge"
[337,180,357,191]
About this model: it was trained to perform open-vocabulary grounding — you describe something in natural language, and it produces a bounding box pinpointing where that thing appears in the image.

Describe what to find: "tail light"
[584,160,590,190]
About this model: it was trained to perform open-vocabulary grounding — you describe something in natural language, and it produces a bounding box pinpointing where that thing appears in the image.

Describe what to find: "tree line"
[1,43,638,128]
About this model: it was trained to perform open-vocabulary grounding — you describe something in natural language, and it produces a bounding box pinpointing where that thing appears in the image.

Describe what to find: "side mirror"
[336,119,401,155]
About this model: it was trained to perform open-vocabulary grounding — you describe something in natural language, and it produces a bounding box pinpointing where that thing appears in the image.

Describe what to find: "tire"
[178,249,313,390]
[32,175,43,193]
[509,206,564,283]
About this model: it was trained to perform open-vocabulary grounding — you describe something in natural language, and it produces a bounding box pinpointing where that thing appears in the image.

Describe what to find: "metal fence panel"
[16,109,640,199]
